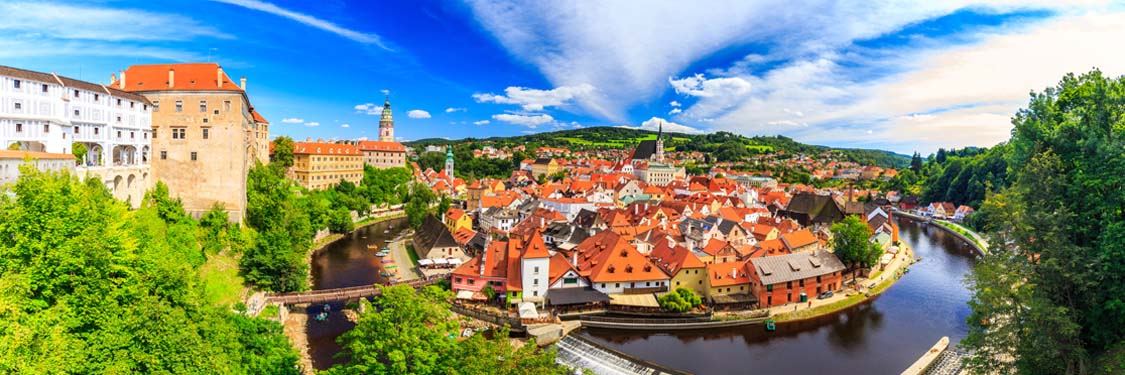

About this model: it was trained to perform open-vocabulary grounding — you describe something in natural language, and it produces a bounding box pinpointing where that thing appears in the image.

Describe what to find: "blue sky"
[2,1,1123,154]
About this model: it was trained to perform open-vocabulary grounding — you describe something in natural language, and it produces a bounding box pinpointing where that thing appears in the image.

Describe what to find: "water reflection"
[582,217,977,374]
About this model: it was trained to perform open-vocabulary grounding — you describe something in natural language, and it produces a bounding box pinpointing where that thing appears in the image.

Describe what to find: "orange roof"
[756,238,789,255]
[522,232,551,259]
[446,207,466,221]
[114,63,243,92]
[574,231,668,283]
[293,142,361,156]
[0,150,75,160]
[781,229,818,249]
[548,252,579,285]
[648,239,706,277]
[250,108,269,124]
[506,240,523,291]
[701,240,735,257]
[707,260,752,287]
[452,240,509,279]
[451,228,476,246]
[357,140,406,152]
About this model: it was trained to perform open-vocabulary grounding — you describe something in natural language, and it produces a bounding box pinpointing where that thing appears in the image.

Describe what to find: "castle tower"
[378,95,394,141]
[655,121,665,162]
[445,145,455,178]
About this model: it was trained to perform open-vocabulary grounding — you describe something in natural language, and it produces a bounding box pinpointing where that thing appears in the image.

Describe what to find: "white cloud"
[340,123,350,128]
[617,117,703,134]
[281,117,304,124]
[473,120,490,125]
[492,113,555,128]
[669,74,752,98]
[407,109,431,119]
[445,107,467,113]
[209,0,388,49]
[473,84,595,112]
[668,108,682,115]
[0,2,229,42]
[669,101,682,107]
[354,103,380,115]
[304,122,320,127]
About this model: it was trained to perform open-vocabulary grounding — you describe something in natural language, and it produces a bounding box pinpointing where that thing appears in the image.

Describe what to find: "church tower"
[378,95,394,142]
[655,121,665,162]
[445,145,455,178]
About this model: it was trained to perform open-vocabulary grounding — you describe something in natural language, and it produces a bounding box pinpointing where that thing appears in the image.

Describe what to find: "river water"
[306,217,409,370]
[580,217,978,374]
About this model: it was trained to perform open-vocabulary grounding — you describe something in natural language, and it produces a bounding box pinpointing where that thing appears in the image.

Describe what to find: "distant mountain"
[405,126,911,169]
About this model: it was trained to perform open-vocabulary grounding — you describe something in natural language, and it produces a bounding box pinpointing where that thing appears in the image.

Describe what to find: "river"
[305,217,409,370]
[580,217,978,374]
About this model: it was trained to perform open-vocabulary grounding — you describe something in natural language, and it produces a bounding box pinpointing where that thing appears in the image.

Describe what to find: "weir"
[555,335,692,375]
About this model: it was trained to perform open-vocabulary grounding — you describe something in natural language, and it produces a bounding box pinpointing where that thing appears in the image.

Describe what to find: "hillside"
[407,126,910,169]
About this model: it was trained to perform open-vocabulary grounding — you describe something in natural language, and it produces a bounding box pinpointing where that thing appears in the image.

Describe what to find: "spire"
[658,121,663,140]
[384,93,390,107]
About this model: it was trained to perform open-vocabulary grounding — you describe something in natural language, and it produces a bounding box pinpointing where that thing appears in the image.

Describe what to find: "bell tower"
[655,121,665,162]
[378,95,394,141]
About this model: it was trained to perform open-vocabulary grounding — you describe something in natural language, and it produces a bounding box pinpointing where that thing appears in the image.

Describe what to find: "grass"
[199,251,245,308]
[259,304,280,320]
[404,244,421,266]
[936,220,985,249]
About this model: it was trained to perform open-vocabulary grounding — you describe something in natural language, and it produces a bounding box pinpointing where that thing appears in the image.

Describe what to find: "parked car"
[818,291,834,300]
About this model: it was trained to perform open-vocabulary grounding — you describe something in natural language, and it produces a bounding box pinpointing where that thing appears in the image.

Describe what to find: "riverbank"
[305,210,406,290]
[772,243,915,322]
[893,210,988,255]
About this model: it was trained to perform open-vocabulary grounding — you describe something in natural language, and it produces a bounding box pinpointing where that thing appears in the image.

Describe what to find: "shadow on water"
[581,217,978,374]
[306,217,409,370]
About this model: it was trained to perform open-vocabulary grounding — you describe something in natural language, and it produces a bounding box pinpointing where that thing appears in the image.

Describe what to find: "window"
[117,131,121,138]
[175,100,182,112]
[74,90,79,98]
[533,266,539,275]
[74,109,79,117]
[117,99,122,106]
[213,109,219,115]
[533,291,538,297]
[130,131,135,139]
[172,128,186,139]
[190,152,197,161]
[130,102,135,109]
[202,128,209,139]
[116,116,122,123]
[13,102,20,110]
[786,281,792,289]
[767,284,773,292]
[41,84,48,93]
[199,101,207,113]
[223,100,231,111]
[13,79,20,88]
[160,151,166,160]
[94,128,99,135]
[153,101,159,112]
[43,124,49,133]
[202,118,208,123]
[94,94,99,102]
[455,277,462,283]
[799,279,805,287]
[15,123,22,132]
[74,127,79,134]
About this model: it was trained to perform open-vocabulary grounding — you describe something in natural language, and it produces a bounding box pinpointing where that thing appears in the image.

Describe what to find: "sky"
[3,0,1125,154]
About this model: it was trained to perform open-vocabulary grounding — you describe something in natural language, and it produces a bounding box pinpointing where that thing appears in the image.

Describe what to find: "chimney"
[167,69,175,88]
[571,251,577,267]
[216,66,224,87]
[119,71,126,89]
[240,77,246,91]
[305,137,311,142]
[110,73,117,85]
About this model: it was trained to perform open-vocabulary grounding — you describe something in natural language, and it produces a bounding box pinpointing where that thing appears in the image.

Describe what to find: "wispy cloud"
[473,84,595,111]
[281,118,304,124]
[617,117,703,134]
[304,122,320,127]
[210,0,389,49]
[407,110,432,119]
[445,107,467,113]
[340,123,350,128]
[354,103,380,115]
[473,120,490,125]
[0,2,229,42]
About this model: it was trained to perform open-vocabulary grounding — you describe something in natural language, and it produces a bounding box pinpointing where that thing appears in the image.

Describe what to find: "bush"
[658,287,702,313]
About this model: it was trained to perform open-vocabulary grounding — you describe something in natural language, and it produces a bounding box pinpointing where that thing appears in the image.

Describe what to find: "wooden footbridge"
[264,276,447,305]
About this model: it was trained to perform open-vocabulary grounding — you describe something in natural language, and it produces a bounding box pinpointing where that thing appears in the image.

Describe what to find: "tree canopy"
[961,70,1125,374]
[830,215,882,284]
[0,166,298,374]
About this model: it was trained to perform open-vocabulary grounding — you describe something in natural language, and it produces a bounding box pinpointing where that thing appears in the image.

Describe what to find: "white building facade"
[0,66,152,206]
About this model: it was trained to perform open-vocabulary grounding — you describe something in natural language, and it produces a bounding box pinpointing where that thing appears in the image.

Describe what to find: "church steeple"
[655,121,665,162]
[445,145,455,178]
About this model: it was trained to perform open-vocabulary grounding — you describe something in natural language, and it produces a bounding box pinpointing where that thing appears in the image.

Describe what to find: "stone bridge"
[265,276,446,305]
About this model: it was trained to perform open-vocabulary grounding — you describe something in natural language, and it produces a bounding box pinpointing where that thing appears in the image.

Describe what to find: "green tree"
[71,142,87,161]
[658,287,702,312]
[830,215,882,285]
[910,152,923,173]
[271,136,295,168]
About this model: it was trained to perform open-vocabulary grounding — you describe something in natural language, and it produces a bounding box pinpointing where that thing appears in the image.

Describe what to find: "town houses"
[437,136,909,312]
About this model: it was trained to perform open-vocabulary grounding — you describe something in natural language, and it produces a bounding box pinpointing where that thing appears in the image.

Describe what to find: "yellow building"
[444,207,472,232]
[291,141,363,190]
[114,63,267,221]
[650,243,709,297]
[531,158,559,178]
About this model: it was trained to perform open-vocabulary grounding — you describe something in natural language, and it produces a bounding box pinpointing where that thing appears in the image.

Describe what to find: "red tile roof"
[250,108,268,124]
[293,142,361,156]
[357,140,406,152]
[574,231,668,283]
[114,63,243,92]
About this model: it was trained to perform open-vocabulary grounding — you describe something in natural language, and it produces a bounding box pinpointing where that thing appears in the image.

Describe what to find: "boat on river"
[375,250,389,257]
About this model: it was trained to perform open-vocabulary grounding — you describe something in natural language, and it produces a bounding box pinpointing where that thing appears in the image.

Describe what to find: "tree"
[327,207,354,233]
[326,285,568,375]
[0,165,298,374]
[830,215,882,285]
[960,70,1125,373]
[71,142,87,161]
[935,148,947,164]
[6,142,20,150]
[910,152,923,173]
[271,136,295,168]
[658,287,703,313]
